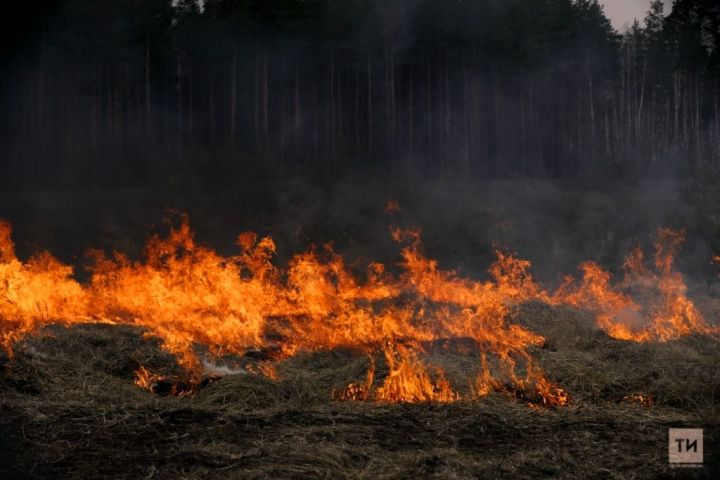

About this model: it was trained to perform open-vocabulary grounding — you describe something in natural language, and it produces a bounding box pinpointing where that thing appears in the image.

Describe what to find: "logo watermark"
[668,428,703,468]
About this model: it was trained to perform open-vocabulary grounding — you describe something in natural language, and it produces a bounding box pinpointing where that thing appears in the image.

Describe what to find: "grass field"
[1,180,720,478]
[1,303,718,479]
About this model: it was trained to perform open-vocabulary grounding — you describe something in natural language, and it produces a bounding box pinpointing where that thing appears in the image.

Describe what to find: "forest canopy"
[1,0,719,188]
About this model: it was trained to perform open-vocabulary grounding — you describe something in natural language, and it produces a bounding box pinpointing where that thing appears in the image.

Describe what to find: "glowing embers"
[622,393,654,407]
[133,366,215,397]
[553,229,716,341]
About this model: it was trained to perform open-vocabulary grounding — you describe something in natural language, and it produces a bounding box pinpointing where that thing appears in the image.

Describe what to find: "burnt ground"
[1,303,718,480]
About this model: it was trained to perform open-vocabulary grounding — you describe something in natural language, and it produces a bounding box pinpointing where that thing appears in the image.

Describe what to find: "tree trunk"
[230,44,237,139]
[176,48,184,155]
[145,34,153,140]
[263,51,269,157]
[367,51,373,159]
[295,62,301,154]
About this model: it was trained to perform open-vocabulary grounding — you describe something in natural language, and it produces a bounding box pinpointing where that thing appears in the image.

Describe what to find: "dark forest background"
[1,0,720,189]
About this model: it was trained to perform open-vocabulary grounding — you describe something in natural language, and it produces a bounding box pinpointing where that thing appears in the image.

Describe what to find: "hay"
[1,305,719,479]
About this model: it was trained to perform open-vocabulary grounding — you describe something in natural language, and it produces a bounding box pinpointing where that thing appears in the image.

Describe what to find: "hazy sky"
[601,0,672,31]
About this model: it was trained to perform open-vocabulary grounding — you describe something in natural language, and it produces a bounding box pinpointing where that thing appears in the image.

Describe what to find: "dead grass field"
[1,303,718,479]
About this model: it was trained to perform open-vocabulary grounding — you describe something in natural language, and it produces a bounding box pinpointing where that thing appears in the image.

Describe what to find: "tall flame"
[0,220,89,355]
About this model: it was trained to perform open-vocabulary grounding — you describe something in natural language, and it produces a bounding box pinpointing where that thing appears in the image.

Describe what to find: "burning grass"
[1,306,718,478]
[1,213,719,477]
[1,217,716,409]
[1,218,570,406]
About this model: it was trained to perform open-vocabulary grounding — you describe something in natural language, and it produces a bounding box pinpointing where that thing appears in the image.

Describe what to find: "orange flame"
[134,365,210,396]
[134,365,157,391]
[375,345,459,403]
[622,393,654,407]
[0,218,567,404]
[1,219,715,404]
[0,221,90,355]
[384,199,401,214]
[553,229,715,341]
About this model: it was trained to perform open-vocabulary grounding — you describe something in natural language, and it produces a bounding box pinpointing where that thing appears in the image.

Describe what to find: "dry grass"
[1,305,719,479]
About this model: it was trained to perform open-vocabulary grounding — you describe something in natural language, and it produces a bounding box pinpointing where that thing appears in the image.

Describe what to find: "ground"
[1,303,718,479]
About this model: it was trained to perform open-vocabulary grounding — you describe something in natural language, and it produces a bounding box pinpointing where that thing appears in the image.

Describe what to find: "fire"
[134,365,157,391]
[246,361,279,380]
[622,393,654,407]
[375,345,459,403]
[0,221,90,355]
[553,229,715,341]
[134,365,219,396]
[385,199,401,214]
[0,218,715,405]
[553,261,642,340]
[334,360,375,401]
[0,218,567,405]
[88,220,272,371]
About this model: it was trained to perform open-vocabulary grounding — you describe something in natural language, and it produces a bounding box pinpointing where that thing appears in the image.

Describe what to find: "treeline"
[1,0,719,188]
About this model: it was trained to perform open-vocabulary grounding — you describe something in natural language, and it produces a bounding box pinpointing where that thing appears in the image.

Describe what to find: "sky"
[601,0,672,31]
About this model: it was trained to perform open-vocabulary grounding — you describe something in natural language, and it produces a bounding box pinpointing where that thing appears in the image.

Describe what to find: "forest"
[3,3,720,479]
[1,0,720,188]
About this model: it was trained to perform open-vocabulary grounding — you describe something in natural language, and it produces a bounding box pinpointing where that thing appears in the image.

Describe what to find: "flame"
[531,377,571,407]
[134,365,157,391]
[553,229,716,341]
[0,221,90,355]
[0,218,567,405]
[373,345,458,403]
[88,220,272,371]
[622,393,654,407]
[385,200,401,214]
[334,360,375,401]
[134,366,211,396]
[1,218,715,405]
[251,361,279,380]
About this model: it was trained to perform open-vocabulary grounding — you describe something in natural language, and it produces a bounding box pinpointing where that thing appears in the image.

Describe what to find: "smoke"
[1,176,717,284]
[1,1,719,305]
